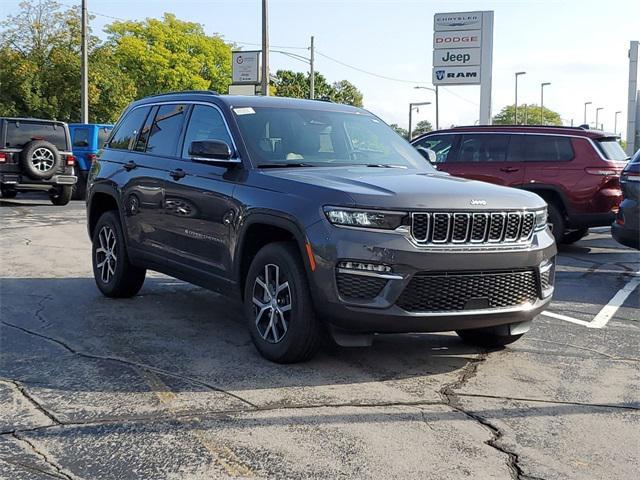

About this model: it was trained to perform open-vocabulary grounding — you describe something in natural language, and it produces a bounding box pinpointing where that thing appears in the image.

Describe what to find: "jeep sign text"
[433,48,481,67]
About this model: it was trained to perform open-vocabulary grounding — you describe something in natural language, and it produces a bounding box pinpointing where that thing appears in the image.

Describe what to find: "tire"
[243,241,322,363]
[562,228,589,245]
[20,140,61,180]
[0,185,17,198]
[92,210,146,298]
[49,185,72,206]
[456,328,523,348]
[546,202,565,244]
[72,171,87,200]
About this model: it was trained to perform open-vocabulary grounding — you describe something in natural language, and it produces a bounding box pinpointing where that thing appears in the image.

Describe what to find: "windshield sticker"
[234,107,255,115]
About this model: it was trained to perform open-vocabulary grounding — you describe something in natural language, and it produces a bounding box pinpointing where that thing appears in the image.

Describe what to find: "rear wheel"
[456,328,523,348]
[546,203,565,244]
[562,228,589,244]
[92,211,146,298]
[244,242,321,363]
[72,171,87,200]
[49,185,72,206]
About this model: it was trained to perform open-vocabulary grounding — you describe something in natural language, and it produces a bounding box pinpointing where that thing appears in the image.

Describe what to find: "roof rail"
[452,124,588,130]
[144,90,219,98]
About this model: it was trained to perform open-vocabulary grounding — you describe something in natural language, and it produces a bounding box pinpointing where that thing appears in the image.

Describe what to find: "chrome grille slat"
[410,211,536,246]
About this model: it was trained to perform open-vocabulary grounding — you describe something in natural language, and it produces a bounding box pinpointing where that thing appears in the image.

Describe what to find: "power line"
[315,50,430,85]
[440,86,479,106]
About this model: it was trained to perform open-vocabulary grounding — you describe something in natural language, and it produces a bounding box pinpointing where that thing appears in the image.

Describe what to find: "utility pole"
[408,102,431,140]
[540,82,550,125]
[584,101,592,125]
[261,0,269,96]
[309,36,315,100]
[81,0,88,122]
[414,86,438,130]
[514,71,526,124]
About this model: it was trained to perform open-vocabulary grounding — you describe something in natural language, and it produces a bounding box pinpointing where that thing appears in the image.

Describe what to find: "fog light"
[539,259,555,298]
[337,261,392,273]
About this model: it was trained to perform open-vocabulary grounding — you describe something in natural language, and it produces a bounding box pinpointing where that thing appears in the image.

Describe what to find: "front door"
[162,104,240,279]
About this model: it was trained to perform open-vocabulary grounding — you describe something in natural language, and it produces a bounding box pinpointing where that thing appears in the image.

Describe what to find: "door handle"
[500,167,519,173]
[170,168,186,180]
[123,160,137,171]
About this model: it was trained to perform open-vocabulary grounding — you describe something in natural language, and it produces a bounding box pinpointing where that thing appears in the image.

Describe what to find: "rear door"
[445,133,525,187]
[516,134,577,193]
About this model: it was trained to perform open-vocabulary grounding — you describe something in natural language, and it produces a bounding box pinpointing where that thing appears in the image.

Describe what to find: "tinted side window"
[6,122,68,150]
[109,107,150,150]
[181,105,232,158]
[413,135,458,163]
[456,134,509,162]
[509,135,574,162]
[135,106,158,152]
[73,128,90,147]
[146,104,187,156]
[97,127,112,148]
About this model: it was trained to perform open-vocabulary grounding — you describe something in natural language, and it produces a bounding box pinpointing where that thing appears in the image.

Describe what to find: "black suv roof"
[129,91,364,114]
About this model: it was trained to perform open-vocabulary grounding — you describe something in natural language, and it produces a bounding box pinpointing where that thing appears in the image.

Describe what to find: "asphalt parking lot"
[1,197,638,480]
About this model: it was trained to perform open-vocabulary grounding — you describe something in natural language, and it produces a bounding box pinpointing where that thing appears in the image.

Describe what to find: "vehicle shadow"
[0,277,483,400]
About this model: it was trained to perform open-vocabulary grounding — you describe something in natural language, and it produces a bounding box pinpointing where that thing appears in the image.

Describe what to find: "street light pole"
[540,82,550,125]
[414,86,438,130]
[408,101,431,140]
[81,0,88,122]
[614,111,621,136]
[584,101,592,125]
[595,107,603,130]
[309,36,315,100]
[514,72,526,124]
[261,0,269,96]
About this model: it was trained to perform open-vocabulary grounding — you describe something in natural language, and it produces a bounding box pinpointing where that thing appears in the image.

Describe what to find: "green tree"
[389,124,409,139]
[493,104,562,126]
[411,119,433,138]
[272,70,363,106]
[104,13,232,99]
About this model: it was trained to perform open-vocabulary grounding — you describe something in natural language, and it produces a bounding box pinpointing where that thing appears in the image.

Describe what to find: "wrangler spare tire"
[20,140,61,180]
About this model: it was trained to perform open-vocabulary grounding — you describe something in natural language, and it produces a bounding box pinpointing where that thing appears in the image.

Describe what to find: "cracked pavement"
[1,197,639,479]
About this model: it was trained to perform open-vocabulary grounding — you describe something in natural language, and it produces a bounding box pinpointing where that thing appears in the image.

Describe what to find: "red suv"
[412,126,629,243]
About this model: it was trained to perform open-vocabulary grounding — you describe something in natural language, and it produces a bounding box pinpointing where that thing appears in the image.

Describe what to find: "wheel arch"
[234,212,313,298]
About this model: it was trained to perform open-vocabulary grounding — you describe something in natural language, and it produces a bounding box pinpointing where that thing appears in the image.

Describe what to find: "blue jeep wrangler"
[69,123,113,199]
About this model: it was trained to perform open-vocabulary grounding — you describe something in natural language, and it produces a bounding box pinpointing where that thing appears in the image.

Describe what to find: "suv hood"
[262,167,545,211]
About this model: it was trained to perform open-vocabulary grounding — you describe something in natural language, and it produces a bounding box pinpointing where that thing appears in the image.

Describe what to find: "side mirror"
[417,147,437,163]
[189,140,240,165]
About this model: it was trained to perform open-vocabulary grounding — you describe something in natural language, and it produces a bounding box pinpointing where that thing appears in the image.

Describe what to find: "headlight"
[534,208,548,231]
[324,206,406,230]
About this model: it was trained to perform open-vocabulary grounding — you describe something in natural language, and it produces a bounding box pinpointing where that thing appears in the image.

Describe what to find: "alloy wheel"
[252,263,292,343]
[31,148,55,172]
[95,225,117,284]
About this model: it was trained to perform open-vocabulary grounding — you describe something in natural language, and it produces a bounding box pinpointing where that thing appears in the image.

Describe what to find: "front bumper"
[305,219,557,333]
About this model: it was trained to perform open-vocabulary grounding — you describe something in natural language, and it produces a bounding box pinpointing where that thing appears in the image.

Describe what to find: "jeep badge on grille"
[470,199,487,205]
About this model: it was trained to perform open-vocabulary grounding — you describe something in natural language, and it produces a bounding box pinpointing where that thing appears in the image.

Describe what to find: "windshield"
[233,106,434,170]
[596,138,628,161]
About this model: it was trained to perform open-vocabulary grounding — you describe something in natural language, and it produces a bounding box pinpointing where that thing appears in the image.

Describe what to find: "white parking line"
[541,272,640,329]
[587,275,640,329]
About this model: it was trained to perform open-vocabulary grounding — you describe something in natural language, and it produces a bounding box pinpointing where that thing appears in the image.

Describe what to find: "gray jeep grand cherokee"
[87,92,556,363]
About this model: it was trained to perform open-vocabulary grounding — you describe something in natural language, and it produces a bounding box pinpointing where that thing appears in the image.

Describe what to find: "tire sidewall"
[243,243,314,361]
[21,141,61,180]
[92,212,129,296]
[49,185,72,205]
[546,203,564,244]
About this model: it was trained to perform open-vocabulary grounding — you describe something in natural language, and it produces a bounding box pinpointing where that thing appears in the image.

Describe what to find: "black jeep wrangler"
[0,117,77,205]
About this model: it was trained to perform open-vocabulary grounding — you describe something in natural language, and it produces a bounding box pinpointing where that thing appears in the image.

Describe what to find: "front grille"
[411,211,535,245]
[396,270,539,312]
[336,272,387,300]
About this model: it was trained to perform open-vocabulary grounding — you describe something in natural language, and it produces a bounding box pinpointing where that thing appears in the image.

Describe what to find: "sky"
[2,0,639,137]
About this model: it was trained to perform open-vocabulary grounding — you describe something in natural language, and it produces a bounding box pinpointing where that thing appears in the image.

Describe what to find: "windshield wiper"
[363,164,407,169]
[257,163,317,168]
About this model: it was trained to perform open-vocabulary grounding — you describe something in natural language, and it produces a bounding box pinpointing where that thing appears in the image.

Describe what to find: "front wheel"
[49,185,72,205]
[244,242,321,363]
[546,203,565,244]
[92,211,146,298]
[72,171,87,200]
[456,328,523,348]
